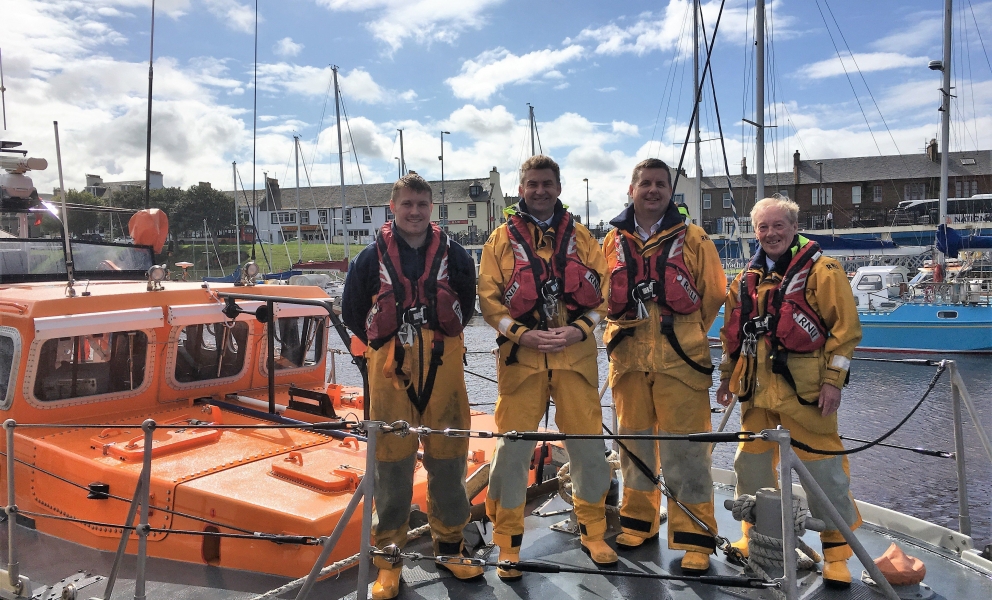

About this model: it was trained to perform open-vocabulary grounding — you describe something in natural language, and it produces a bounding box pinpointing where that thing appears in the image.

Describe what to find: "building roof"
[693,150,991,190]
[227,177,495,210]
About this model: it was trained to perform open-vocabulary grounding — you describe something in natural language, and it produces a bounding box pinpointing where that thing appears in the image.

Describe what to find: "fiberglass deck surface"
[9,482,992,600]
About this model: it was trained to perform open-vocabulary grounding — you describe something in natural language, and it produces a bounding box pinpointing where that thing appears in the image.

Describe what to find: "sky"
[1,0,990,224]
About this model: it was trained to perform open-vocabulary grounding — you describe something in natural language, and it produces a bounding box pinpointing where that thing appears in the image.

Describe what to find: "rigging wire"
[967,0,992,76]
[307,67,336,174]
[767,0,780,181]
[297,144,334,260]
[648,3,692,157]
[741,0,754,197]
[337,90,374,215]
[959,4,981,151]
[820,0,905,157]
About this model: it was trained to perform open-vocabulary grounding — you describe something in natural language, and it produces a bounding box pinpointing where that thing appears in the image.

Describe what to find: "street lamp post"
[816,161,824,229]
[440,131,450,230]
[582,178,590,229]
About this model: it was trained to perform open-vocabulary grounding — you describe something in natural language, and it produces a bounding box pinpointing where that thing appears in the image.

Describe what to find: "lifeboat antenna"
[143,1,156,210]
[53,121,76,297]
[1,47,7,129]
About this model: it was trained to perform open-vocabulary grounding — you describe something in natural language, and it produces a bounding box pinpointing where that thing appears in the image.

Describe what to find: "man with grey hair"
[718,196,862,588]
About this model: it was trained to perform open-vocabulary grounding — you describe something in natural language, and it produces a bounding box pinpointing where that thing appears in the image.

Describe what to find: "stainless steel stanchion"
[766,428,799,600]
[949,362,972,536]
[133,419,155,600]
[1,419,28,597]
[295,421,379,600]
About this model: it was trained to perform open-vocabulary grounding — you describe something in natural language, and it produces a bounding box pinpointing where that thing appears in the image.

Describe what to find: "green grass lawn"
[166,240,354,280]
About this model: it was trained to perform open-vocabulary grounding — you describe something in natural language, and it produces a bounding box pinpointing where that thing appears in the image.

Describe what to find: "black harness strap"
[659,314,714,375]
[405,336,445,414]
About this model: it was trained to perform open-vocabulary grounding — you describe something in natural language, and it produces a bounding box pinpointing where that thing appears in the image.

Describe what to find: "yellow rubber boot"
[680,551,711,574]
[580,537,618,566]
[371,567,402,600]
[731,521,752,558]
[822,538,853,588]
[823,560,852,588]
[496,548,523,582]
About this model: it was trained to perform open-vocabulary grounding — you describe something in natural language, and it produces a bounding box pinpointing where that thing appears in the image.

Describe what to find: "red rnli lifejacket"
[725,239,827,357]
[365,222,463,349]
[607,225,702,319]
[502,211,602,325]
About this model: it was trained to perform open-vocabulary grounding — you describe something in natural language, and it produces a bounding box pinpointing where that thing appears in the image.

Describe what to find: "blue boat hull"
[706,304,992,353]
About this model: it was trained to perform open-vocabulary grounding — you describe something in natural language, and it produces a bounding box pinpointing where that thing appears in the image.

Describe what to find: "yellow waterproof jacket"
[478,205,608,395]
[603,215,726,390]
[719,252,862,433]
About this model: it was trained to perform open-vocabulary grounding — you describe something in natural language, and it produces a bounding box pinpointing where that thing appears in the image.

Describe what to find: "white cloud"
[798,52,926,79]
[254,65,410,104]
[203,0,256,33]
[316,0,503,52]
[445,45,585,102]
[597,86,617,92]
[612,121,639,137]
[273,37,304,57]
[870,13,943,53]
[573,0,774,56]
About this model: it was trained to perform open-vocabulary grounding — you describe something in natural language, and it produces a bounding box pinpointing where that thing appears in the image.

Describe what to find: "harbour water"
[328,317,992,550]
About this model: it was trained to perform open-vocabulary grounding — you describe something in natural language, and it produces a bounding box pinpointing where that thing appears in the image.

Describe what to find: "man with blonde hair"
[717,196,862,588]
[479,154,616,581]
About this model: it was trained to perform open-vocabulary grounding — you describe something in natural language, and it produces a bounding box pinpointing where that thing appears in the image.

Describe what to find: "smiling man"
[602,158,726,574]
[478,155,615,580]
[342,174,481,599]
[717,196,862,588]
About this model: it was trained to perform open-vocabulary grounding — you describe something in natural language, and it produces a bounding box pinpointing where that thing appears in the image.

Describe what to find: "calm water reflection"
[328,317,992,548]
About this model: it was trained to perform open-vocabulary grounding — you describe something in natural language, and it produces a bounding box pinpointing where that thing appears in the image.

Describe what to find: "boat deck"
[10,474,992,600]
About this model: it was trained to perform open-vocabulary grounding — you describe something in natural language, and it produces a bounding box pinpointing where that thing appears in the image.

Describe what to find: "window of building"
[345,209,352,224]
[385,206,393,221]
[873,185,883,203]
[363,207,372,223]
[300,211,310,225]
[672,193,685,204]
[702,193,711,210]
[812,188,833,205]
[271,211,296,225]
[33,331,148,401]
[174,322,249,384]
[723,192,732,208]
[318,209,328,224]
[468,204,477,218]
[439,205,448,220]
[852,186,862,205]
[904,183,925,201]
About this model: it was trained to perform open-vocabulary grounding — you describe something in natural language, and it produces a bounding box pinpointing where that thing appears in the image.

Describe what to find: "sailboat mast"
[333,66,349,261]
[528,104,536,156]
[938,0,952,226]
[398,128,406,176]
[693,0,702,209]
[233,161,240,265]
[295,134,301,263]
[755,0,765,201]
[143,0,156,209]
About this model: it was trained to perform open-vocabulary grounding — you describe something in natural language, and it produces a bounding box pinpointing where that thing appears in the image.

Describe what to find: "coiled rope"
[731,495,820,588]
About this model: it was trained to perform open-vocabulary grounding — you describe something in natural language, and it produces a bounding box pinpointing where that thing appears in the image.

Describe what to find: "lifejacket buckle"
[632,280,656,302]
[742,315,770,336]
[540,277,563,302]
[402,305,427,327]
[397,323,416,346]
[741,332,758,357]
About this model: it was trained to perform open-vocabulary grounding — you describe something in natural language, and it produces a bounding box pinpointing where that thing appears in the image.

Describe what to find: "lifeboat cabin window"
[272,316,325,370]
[0,331,19,408]
[34,331,148,401]
[175,322,250,383]
[856,274,883,291]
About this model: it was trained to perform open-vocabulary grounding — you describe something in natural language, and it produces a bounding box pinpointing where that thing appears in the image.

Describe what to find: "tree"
[173,184,234,237]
